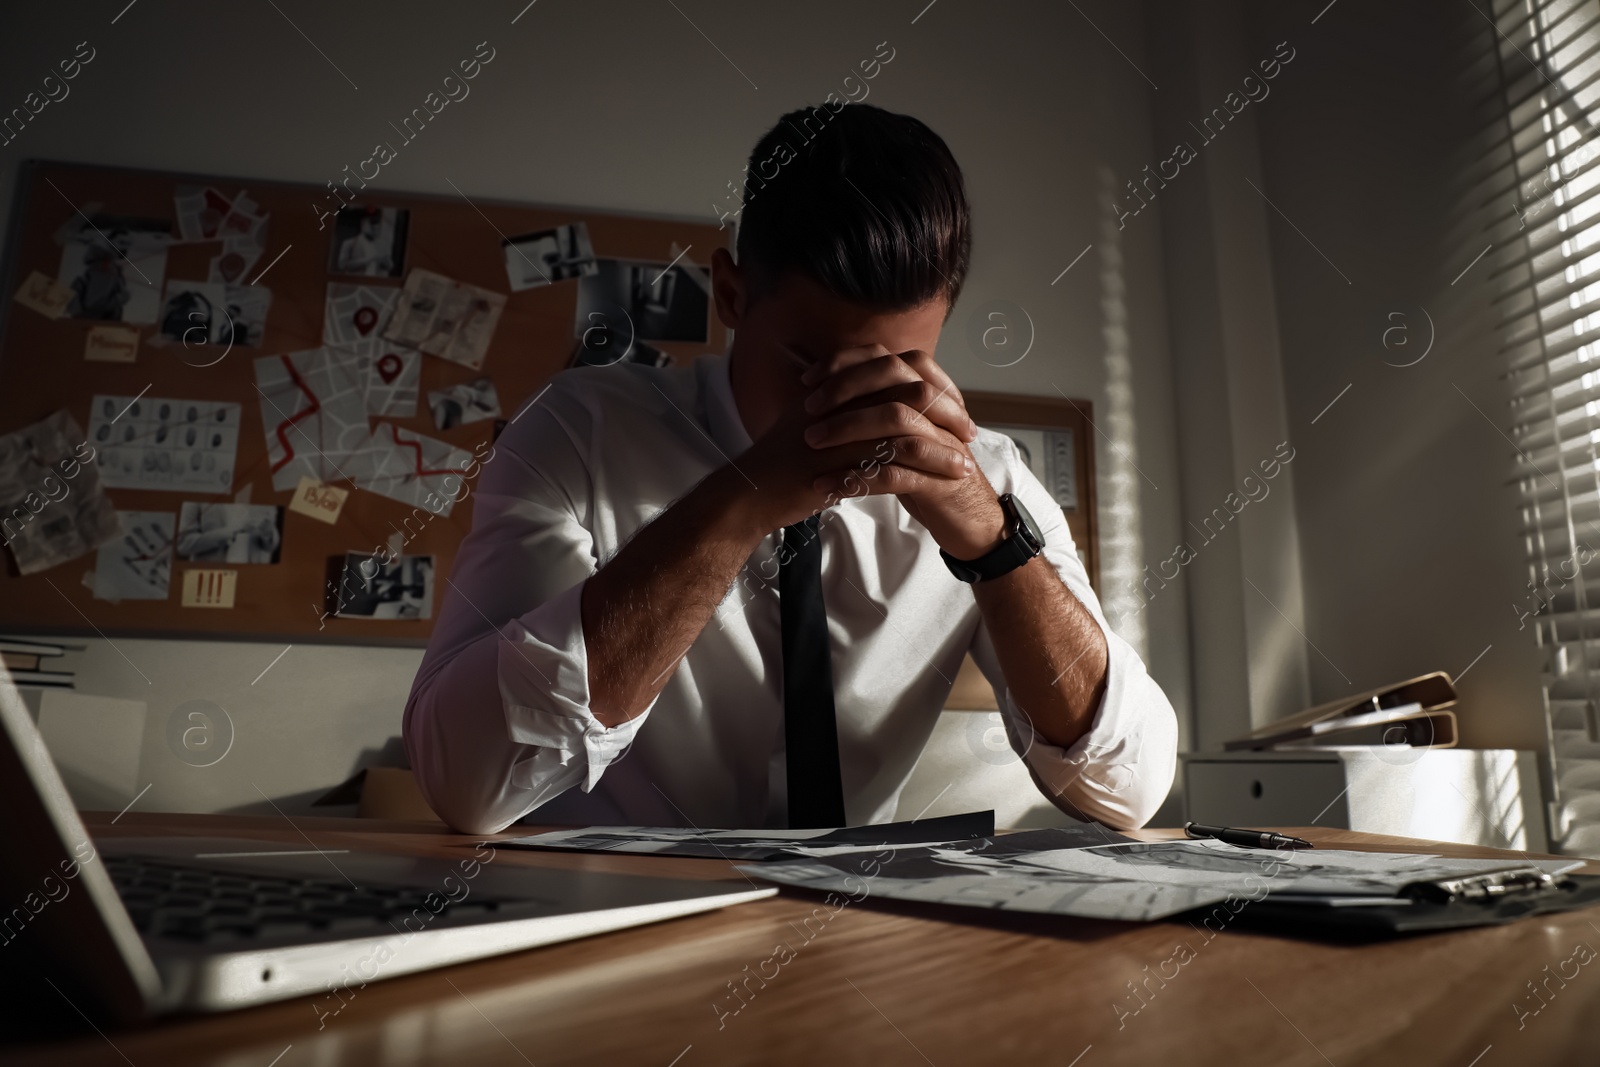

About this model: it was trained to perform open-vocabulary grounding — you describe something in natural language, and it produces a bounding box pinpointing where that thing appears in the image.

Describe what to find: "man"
[335,207,394,276]
[405,104,1177,836]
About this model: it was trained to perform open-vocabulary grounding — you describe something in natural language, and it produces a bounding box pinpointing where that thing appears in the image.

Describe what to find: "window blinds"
[1495,0,1600,854]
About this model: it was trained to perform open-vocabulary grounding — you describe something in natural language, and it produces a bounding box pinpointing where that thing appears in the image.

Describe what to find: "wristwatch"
[941,493,1046,583]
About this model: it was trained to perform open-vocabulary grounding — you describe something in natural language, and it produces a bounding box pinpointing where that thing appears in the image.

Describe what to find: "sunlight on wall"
[1095,164,1148,660]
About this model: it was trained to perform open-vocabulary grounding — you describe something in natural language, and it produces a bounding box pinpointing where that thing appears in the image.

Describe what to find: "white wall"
[1146,0,1310,748]
[0,1,1190,815]
[1242,0,1546,752]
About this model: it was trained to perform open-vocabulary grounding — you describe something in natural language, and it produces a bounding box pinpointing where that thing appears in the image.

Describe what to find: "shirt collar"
[698,350,754,455]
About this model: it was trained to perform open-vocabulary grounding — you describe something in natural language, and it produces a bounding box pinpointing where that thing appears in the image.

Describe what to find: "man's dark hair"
[735,103,971,312]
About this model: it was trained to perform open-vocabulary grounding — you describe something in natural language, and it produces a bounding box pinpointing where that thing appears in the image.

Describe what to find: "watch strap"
[940,494,1044,583]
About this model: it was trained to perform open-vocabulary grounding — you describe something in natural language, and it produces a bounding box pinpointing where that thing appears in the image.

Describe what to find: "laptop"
[0,670,774,1024]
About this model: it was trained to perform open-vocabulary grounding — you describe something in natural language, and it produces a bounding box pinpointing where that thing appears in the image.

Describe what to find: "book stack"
[1224,672,1458,751]
[0,637,77,690]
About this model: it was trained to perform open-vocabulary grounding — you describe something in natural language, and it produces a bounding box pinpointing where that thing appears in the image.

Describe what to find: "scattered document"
[497,811,996,862]
[740,836,1586,923]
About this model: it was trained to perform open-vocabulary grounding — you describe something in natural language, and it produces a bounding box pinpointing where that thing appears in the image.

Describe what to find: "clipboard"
[1209,869,1600,940]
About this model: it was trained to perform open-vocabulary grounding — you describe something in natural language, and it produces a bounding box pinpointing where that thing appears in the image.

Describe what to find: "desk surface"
[6,813,1600,1067]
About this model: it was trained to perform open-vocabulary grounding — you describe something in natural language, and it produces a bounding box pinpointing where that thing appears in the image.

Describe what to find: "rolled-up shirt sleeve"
[968,435,1179,830]
[403,386,651,835]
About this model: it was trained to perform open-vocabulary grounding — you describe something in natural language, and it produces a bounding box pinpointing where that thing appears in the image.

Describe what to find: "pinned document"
[181,568,237,608]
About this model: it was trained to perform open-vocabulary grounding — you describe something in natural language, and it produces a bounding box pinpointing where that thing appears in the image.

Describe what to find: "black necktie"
[779,516,846,828]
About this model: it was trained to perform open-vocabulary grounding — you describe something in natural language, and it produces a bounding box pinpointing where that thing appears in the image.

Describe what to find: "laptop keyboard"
[106,854,514,944]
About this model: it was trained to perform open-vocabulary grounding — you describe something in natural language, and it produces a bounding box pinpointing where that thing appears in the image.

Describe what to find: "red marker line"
[269,355,323,474]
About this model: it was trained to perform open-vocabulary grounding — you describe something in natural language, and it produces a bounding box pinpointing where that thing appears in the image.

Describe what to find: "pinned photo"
[572,336,670,370]
[57,214,171,325]
[429,377,501,429]
[575,259,709,344]
[176,502,284,565]
[331,552,434,620]
[158,280,271,349]
[328,206,408,278]
[502,222,598,291]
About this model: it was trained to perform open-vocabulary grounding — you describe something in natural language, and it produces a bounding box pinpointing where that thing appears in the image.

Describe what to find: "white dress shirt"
[403,352,1178,835]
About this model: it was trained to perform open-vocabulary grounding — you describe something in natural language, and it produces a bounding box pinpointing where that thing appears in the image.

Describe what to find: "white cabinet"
[1181,749,1546,852]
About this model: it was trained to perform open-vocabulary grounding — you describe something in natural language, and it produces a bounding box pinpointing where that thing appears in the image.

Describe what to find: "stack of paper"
[737,835,1585,922]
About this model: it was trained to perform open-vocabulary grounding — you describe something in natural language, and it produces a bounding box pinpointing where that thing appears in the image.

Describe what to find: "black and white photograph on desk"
[574,259,709,343]
[332,551,434,620]
[327,206,408,278]
[502,222,598,290]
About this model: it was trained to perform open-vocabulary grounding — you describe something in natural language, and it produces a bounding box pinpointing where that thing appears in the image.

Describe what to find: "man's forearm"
[582,465,770,728]
[971,556,1109,751]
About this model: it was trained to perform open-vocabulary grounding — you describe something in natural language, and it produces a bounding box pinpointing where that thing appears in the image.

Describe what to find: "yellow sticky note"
[287,476,348,525]
[14,270,72,319]
[181,569,237,609]
[85,324,140,363]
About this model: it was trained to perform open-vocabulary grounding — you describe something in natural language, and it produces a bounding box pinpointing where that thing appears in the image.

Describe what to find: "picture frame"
[963,391,1099,591]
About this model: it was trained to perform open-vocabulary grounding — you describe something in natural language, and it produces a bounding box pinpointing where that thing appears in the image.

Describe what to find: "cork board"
[0,159,728,644]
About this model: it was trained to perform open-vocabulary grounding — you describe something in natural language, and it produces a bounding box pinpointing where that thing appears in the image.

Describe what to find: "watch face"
[1009,495,1045,554]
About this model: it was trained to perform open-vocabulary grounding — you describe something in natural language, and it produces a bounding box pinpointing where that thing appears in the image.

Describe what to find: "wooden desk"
[5,813,1599,1066]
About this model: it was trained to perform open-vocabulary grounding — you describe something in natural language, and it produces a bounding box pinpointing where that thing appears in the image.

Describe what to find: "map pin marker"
[354,306,378,336]
[376,353,403,384]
